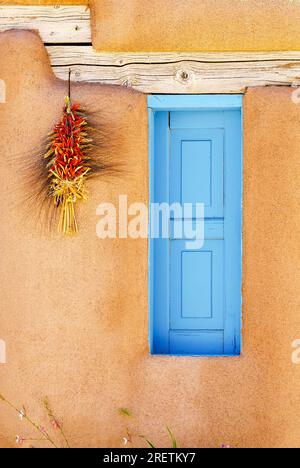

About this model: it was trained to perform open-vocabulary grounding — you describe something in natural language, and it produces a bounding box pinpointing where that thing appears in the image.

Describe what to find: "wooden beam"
[47,47,300,65]
[1,6,300,93]
[0,6,91,43]
[47,46,300,93]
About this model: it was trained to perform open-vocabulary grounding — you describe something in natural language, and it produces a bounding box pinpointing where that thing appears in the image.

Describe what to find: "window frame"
[148,94,244,357]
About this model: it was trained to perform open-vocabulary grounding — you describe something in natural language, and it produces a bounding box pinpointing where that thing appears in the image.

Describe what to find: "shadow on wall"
[0,30,300,448]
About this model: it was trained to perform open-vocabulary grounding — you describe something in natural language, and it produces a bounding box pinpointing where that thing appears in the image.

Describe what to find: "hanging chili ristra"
[44,95,93,235]
[28,70,116,236]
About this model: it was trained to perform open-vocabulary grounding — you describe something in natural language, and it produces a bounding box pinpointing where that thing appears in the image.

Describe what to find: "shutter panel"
[150,100,242,356]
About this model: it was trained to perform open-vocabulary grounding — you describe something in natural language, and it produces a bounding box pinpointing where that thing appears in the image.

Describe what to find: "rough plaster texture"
[90,0,300,52]
[0,31,300,448]
[4,1,300,53]
[1,1,87,4]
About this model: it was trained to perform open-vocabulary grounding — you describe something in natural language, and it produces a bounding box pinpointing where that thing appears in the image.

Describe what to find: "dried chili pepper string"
[45,96,92,235]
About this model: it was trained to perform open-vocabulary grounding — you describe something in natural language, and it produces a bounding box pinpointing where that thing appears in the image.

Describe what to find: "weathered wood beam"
[47,47,300,65]
[0,6,91,43]
[47,46,300,93]
[1,6,300,93]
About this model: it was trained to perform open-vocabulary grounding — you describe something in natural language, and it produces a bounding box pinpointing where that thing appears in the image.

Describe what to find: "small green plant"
[119,407,178,448]
[0,396,230,448]
[139,435,156,449]
[118,408,132,417]
[166,426,177,449]
[0,393,70,448]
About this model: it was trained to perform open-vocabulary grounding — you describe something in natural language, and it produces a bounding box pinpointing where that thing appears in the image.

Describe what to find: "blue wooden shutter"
[149,96,242,356]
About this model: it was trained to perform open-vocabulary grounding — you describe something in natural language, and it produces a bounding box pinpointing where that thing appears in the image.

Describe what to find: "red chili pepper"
[49,103,89,182]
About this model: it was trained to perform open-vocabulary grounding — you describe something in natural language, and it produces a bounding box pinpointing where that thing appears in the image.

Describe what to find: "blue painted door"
[149,97,242,356]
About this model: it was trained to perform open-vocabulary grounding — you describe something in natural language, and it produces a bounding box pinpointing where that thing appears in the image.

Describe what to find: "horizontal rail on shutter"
[170,221,224,241]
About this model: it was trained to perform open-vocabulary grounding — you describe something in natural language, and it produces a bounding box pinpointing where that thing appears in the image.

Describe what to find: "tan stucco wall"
[90,0,300,52]
[0,31,300,448]
[1,1,88,4]
[3,1,300,52]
